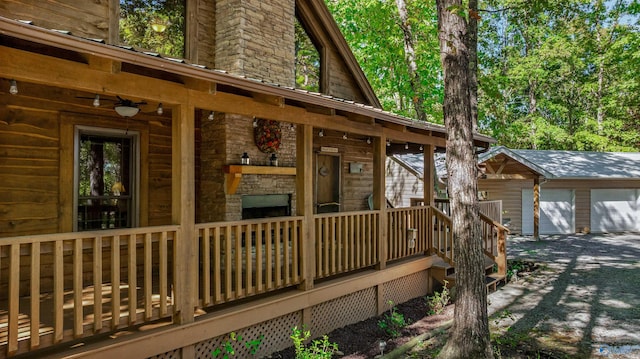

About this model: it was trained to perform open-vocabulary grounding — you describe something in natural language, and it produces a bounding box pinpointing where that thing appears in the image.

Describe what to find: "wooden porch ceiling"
[0,17,495,148]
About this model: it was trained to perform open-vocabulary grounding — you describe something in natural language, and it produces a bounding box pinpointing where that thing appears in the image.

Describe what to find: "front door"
[315,153,341,213]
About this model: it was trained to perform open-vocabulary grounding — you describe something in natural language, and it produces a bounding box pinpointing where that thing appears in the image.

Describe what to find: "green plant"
[426,281,450,315]
[211,332,264,358]
[377,300,407,337]
[290,326,338,358]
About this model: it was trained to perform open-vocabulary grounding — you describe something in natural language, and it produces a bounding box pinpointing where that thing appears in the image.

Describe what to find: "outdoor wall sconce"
[9,80,18,95]
[241,152,250,165]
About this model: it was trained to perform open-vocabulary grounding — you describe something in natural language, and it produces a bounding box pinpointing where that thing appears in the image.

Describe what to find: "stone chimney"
[215,0,296,87]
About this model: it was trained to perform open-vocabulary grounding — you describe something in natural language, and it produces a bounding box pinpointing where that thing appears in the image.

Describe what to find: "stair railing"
[479,213,509,277]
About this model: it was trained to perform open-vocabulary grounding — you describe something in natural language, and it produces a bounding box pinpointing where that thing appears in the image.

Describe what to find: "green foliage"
[377,300,407,337]
[295,18,320,92]
[211,332,263,358]
[290,326,339,359]
[119,0,185,57]
[426,281,450,315]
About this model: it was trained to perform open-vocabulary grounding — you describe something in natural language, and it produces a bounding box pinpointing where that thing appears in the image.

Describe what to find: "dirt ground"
[270,233,640,358]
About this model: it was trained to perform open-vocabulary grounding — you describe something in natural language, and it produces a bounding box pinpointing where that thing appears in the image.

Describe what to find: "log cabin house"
[0,0,506,357]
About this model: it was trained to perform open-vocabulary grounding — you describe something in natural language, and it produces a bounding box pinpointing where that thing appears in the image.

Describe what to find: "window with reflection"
[295,17,320,92]
[119,0,185,58]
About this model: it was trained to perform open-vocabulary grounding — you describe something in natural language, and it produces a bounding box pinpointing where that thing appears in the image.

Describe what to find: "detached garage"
[478,147,640,236]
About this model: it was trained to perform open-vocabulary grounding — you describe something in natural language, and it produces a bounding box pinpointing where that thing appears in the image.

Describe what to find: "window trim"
[73,125,141,231]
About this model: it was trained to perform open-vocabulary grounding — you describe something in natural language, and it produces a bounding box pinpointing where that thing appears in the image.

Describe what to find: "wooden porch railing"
[434,199,503,224]
[480,213,509,277]
[0,226,177,356]
[386,207,430,261]
[429,206,454,265]
[313,211,379,279]
[195,217,304,307]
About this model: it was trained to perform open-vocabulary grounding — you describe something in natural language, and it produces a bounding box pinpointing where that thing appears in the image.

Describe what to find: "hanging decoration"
[254,118,282,153]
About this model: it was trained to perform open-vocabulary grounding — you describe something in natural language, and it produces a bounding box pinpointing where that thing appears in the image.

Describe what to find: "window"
[119,0,185,58]
[75,127,139,231]
[295,17,320,92]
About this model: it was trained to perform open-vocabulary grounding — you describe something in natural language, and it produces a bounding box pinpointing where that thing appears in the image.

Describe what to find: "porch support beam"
[423,144,435,206]
[296,124,315,290]
[533,176,540,240]
[171,103,196,324]
[374,135,387,270]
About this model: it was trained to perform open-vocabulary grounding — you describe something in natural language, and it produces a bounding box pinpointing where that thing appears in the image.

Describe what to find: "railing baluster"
[235,225,243,297]
[144,233,152,320]
[255,223,263,293]
[275,221,282,288]
[213,227,221,303]
[246,224,254,295]
[224,226,232,300]
[93,237,103,333]
[54,240,64,343]
[111,235,120,330]
[265,222,273,291]
[292,220,299,283]
[202,228,211,306]
[283,220,291,285]
[30,242,41,349]
[128,235,137,325]
[74,238,83,337]
[8,243,20,355]
[160,231,168,316]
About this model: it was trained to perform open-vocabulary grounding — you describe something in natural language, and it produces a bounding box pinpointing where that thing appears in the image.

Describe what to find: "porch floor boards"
[0,283,172,352]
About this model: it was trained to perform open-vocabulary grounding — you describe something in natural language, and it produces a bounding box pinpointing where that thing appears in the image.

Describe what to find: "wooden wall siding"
[385,158,424,208]
[313,130,374,212]
[326,50,367,104]
[0,1,109,39]
[479,179,532,234]
[0,106,60,237]
[0,96,173,238]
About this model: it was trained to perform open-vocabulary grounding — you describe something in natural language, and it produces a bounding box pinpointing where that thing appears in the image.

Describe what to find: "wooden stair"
[432,255,505,291]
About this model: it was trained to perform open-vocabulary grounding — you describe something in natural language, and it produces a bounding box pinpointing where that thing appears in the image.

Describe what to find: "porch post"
[533,176,540,240]
[296,124,315,290]
[374,136,388,270]
[172,104,196,326]
[423,144,435,206]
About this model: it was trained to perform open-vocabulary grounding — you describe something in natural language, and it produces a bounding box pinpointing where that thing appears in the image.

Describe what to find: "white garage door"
[590,189,640,233]
[522,189,575,235]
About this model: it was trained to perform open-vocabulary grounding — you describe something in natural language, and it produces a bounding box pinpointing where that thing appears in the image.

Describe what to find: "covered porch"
[0,17,505,358]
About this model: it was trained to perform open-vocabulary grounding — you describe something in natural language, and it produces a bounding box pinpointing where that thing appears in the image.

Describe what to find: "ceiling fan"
[77,94,150,117]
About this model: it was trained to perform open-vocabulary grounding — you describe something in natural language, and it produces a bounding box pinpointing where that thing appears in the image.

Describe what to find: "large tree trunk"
[436,0,493,358]
[395,0,427,122]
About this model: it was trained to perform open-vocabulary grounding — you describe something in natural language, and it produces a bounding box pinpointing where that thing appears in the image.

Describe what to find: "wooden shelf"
[223,165,297,194]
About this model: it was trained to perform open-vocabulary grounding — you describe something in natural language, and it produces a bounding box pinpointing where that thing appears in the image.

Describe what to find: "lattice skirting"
[148,269,431,358]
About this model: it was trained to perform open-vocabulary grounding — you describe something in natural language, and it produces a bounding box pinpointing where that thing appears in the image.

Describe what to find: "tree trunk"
[436,0,493,358]
[467,0,478,133]
[395,0,427,122]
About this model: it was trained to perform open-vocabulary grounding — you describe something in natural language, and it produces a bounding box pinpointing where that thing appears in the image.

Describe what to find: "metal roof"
[479,146,640,179]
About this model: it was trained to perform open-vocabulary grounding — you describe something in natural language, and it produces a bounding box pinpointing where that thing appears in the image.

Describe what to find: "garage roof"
[479,146,640,179]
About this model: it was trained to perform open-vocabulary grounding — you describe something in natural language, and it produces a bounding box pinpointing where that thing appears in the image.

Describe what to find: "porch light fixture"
[386,139,390,147]
[366,137,371,144]
[253,117,258,128]
[208,111,214,121]
[9,80,18,95]
[342,133,348,140]
[92,95,100,107]
[156,103,163,115]
[114,105,140,117]
[405,143,409,150]
[420,145,424,151]
[319,129,324,137]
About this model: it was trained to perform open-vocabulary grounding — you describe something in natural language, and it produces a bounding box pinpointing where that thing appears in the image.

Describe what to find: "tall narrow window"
[119,0,185,58]
[295,18,320,92]
[75,128,139,231]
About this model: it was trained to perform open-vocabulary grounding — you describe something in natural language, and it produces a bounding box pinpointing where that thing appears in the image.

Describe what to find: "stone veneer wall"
[199,113,297,222]
[214,0,296,87]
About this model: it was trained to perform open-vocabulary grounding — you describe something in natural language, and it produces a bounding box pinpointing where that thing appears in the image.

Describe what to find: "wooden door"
[315,153,341,213]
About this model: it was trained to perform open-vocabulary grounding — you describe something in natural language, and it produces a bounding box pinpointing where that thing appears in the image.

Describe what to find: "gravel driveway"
[488,233,640,358]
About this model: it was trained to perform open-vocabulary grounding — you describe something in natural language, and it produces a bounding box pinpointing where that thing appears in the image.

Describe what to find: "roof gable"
[479,146,640,179]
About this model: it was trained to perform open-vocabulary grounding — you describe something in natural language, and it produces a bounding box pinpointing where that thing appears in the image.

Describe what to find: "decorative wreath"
[254,118,282,153]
